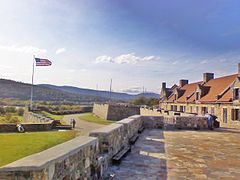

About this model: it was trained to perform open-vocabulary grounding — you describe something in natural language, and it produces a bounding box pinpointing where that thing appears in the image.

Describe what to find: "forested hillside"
[0,79,108,102]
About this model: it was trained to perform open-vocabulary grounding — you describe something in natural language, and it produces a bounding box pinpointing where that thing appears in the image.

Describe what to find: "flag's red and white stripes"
[35,58,52,66]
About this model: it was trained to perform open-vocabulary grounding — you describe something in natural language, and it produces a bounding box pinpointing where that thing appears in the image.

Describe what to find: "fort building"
[159,63,240,128]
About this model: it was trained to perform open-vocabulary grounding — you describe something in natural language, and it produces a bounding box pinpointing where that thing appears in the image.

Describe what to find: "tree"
[129,96,159,107]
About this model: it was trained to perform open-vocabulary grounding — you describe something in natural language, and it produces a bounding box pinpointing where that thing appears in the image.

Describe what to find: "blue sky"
[0,0,240,94]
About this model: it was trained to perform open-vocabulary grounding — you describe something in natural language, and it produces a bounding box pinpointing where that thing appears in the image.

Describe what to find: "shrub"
[5,106,16,113]
[17,108,24,116]
[0,107,5,115]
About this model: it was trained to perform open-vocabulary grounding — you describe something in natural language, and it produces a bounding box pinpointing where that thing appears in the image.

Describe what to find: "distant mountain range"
[0,78,159,103]
[39,84,159,101]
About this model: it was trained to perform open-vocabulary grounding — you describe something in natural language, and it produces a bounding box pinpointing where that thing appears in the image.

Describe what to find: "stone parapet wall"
[93,103,140,121]
[24,110,54,124]
[140,108,162,116]
[175,116,208,129]
[92,103,109,120]
[107,104,140,121]
[0,137,100,180]
[142,116,164,129]
[89,123,125,159]
[116,115,143,143]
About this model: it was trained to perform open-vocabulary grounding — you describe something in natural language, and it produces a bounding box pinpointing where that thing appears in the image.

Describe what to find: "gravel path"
[63,114,105,136]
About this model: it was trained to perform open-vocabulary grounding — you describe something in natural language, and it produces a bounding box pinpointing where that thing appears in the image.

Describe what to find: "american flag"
[35,58,52,66]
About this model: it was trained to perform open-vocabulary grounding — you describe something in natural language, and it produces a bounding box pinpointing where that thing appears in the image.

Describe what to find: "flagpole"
[30,55,35,110]
[109,78,112,103]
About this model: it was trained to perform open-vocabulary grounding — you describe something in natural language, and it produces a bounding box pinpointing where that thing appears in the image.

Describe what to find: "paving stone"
[108,128,240,179]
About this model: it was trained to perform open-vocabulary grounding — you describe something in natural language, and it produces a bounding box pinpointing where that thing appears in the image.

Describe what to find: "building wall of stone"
[93,103,140,121]
[160,102,240,128]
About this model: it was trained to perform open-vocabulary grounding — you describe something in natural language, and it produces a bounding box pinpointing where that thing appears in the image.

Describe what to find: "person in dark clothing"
[72,119,76,128]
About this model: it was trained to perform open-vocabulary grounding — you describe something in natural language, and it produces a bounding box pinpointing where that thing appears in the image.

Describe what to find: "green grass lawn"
[40,111,65,124]
[79,113,114,125]
[0,130,76,167]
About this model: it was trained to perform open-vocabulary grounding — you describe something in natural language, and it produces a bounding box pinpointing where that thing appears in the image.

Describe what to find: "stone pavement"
[109,128,240,180]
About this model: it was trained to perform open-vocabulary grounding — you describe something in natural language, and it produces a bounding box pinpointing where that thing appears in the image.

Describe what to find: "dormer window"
[234,88,240,100]
[196,92,200,100]
[174,94,177,101]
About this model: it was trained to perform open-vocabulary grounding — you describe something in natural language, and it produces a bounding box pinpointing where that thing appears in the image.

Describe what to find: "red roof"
[177,82,202,103]
[199,74,237,103]
[164,74,238,104]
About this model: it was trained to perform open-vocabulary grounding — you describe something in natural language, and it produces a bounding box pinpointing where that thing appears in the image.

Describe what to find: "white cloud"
[95,53,160,64]
[200,60,208,64]
[56,48,66,55]
[95,55,113,63]
[0,44,46,55]
[172,61,179,65]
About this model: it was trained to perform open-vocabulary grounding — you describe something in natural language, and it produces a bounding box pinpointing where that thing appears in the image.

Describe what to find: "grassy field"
[79,113,114,125]
[0,130,76,167]
[40,111,65,124]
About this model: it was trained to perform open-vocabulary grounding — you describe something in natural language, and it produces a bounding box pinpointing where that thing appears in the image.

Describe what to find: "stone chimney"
[179,79,188,87]
[162,82,166,90]
[203,73,214,83]
[238,63,240,76]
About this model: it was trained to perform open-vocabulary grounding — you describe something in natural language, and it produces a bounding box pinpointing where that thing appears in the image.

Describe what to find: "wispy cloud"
[56,48,66,55]
[0,45,46,55]
[121,86,143,94]
[200,60,208,64]
[172,61,179,65]
[95,53,160,64]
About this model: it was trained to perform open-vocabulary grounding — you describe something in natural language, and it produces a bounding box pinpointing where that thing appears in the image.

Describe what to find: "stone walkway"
[63,114,105,136]
[109,128,240,180]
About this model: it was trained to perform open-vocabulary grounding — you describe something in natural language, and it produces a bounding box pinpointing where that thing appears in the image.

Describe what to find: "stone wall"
[92,103,109,120]
[93,103,140,121]
[89,123,125,159]
[140,108,162,116]
[175,116,208,129]
[23,109,54,124]
[142,116,164,129]
[0,123,53,133]
[116,115,143,143]
[107,104,140,121]
[159,102,240,129]
[0,137,100,180]
[0,115,212,179]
